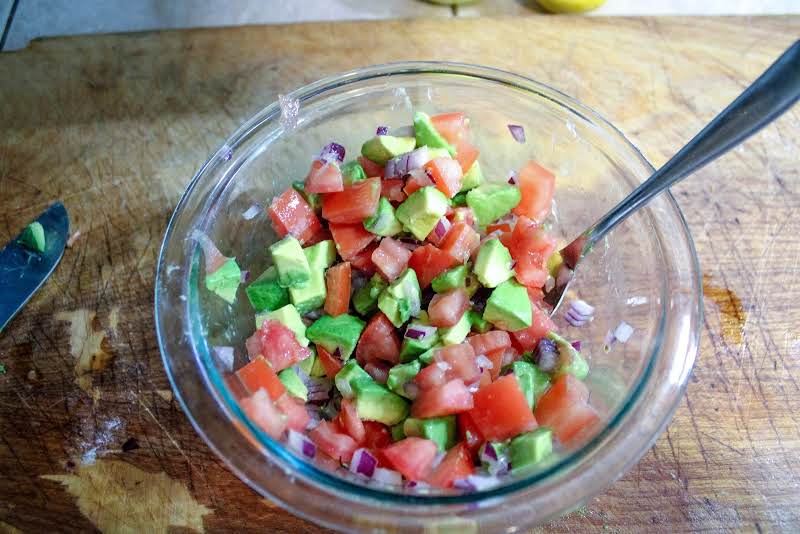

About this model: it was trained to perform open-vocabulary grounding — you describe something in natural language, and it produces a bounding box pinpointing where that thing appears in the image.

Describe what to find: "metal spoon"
[546,40,800,315]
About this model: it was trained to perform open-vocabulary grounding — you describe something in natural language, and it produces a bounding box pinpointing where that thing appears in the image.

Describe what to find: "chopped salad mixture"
[201,111,602,491]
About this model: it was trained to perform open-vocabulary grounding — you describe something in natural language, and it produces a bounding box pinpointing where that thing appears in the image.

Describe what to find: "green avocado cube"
[391,423,406,442]
[341,160,367,185]
[460,161,484,192]
[353,274,388,316]
[413,112,456,157]
[548,332,589,380]
[246,266,289,312]
[363,197,403,237]
[431,264,469,293]
[483,280,532,331]
[439,312,471,346]
[205,258,241,304]
[292,181,321,210]
[466,183,521,228]
[468,310,492,333]
[18,221,46,252]
[269,236,311,288]
[474,238,514,288]
[361,135,416,165]
[399,322,439,362]
[395,186,449,241]
[451,191,468,207]
[418,344,443,365]
[305,240,337,270]
[288,240,335,313]
[306,314,366,360]
[297,347,326,378]
[403,416,457,452]
[257,303,309,346]
[278,367,308,401]
[513,361,550,409]
[426,146,452,160]
[510,428,553,470]
[335,360,372,398]
[378,268,421,327]
[386,360,421,398]
[352,380,409,425]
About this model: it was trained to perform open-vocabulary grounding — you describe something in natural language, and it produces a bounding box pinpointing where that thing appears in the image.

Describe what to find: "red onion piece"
[507,124,526,143]
[242,204,261,220]
[376,126,388,135]
[405,324,437,340]
[431,451,446,470]
[319,142,345,163]
[571,340,582,351]
[454,474,502,492]
[372,467,403,486]
[475,354,493,371]
[508,172,517,185]
[385,147,430,178]
[479,442,498,462]
[212,346,234,372]
[434,217,451,239]
[613,321,634,343]
[287,429,316,459]
[240,270,250,283]
[350,448,378,477]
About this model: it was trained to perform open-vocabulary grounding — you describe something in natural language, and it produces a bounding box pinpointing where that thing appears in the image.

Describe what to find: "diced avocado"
[305,240,337,270]
[466,183,521,227]
[451,191,468,207]
[547,250,563,278]
[395,186,449,241]
[426,147,452,160]
[474,238,514,288]
[464,273,480,297]
[361,135,417,165]
[353,274,388,316]
[431,264,469,293]
[418,344,443,365]
[513,361,551,409]
[460,161,484,192]
[288,240,335,313]
[403,416,456,452]
[18,221,46,252]
[269,236,311,288]
[413,112,456,157]
[335,360,372,398]
[292,181,321,210]
[363,197,403,236]
[297,347,326,378]
[205,258,241,304]
[391,423,406,441]
[246,266,289,312]
[439,312,471,346]
[468,310,492,333]
[510,428,553,470]
[378,268,422,327]
[257,303,310,346]
[341,160,367,184]
[483,280,532,331]
[278,367,308,401]
[352,380,409,425]
[399,323,439,362]
[306,314,366,360]
[548,332,589,380]
[386,360,421,398]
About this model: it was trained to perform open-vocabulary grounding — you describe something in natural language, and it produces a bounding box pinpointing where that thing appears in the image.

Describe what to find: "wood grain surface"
[1,15,799,533]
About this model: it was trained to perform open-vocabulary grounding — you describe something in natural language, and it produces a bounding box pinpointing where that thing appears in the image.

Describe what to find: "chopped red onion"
[501,350,516,367]
[479,442,498,462]
[319,142,345,163]
[434,217,451,239]
[454,474,501,492]
[385,147,430,178]
[212,346,234,372]
[565,309,590,327]
[333,347,342,358]
[242,204,261,220]
[405,324,437,340]
[475,354,493,371]
[508,172,517,185]
[534,338,558,372]
[508,260,517,270]
[571,340,582,352]
[371,467,403,486]
[571,299,595,316]
[404,480,430,491]
[431,451,446,470]
[287,429,316,459]
[613,321,634,343]
[376,126,388,135]
[507,124,526,143]
[397,238,421,251]
[240,270,250,283]
[467,380,481,394]
[350,448,378,478]
[307,389,331,402]
[403,382,420,400]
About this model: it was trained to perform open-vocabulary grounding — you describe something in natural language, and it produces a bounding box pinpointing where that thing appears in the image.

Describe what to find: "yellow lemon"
[537,0,606,13]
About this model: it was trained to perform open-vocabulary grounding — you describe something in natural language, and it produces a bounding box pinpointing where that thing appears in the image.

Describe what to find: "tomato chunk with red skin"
[424,157,463,199]
[403,169,434,196]
[365,361,390,384]
[304,227,333,247]
[305,159,344,193]
[428,288,469,328]
[440,222,480,264]
[330,223,375,260]
[455,138,479,174]
[322,178,381,224]
[467,330,512,357]
[358,156,384,178]
[436,342,479,384]
[382,437,439,481]
[310,420,359,463]
[511,301,557,351]
[252,319,311,373]
[381,178,407,203]
[324,262,351,317]
[409,244,458,288]
[337,398,366,444]
[485,348,505,380]
[236,355,287,400]
[512,161,556,223]
[534,374,599,444]
[241,389,287,439]
[508,216,557,289]
[468,375,537,441]
[486,221,512,235]
[363,421,393,449]
[356,312,401,365]
[427,442,475,488]
[412,379,474,418]
[458,412,485,457]
[430,112,467,144]
[316,345,344,379]
[371,237,412,282]
[414,361,449,390]
[349,242,378,274]
[275,394,311,432]
[268,188,323,245]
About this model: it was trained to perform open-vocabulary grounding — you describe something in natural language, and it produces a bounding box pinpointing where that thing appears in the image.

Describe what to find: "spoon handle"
[584,39,800,249]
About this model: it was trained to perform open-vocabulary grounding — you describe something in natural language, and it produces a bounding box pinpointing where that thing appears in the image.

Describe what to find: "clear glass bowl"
[155,62,701,532]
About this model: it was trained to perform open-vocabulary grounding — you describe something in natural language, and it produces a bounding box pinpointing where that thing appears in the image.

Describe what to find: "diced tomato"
[317,346,344,379]
[356,312,401,365]
[512,161,556,223]
[440,222,480,264]
[403,169,434,196]
[436,343,479,384]
[330,223,375,260]
[337,398,366,444]
[413,362,446,391]
[508,216,557,289]
[371,237,412,282]
[382,437,439,481]
[358,156,384,178]
[511,301,557,350]
[534,375,599,444]
[236,356,287,400]
[322,178,381,224]
[305,227,332,247]
[427,443,475,488]
[454,138,479,174]
[224,373,249,400]
[424,157,463,198]
[350,242,378,274]
[381,178,407,203]
[448,207,475,228]
[365,361,390,384]
[428,288,469,327]
[412,379,474,418]
[485,349,504,380]
[305,159,344,193]
[408,244,458,288]
[310,420,359,463]
[241,389,287,439]
[468,375,537,441]
[467,330,512,357]
[458,412,485,457]
[254,320,311,372]
[430,112,467,144]
[363,421,393,449]
[497,230,514,252]
[527,286,545,303]
[268,188,323,245]
[324,262,352,317]
[486,222,512,234]
[275,394,310,432]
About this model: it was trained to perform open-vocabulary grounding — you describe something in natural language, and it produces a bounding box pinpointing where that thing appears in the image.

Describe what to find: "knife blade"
[0,202,69,332]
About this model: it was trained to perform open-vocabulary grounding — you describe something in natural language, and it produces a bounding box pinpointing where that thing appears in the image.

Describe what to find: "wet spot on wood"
[42,460,211,534]
[55,309,113,395]
[702,274,746,345]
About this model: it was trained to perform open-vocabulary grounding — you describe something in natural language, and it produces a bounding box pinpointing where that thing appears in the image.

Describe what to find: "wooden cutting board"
[1,15,799,533]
